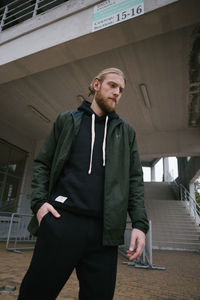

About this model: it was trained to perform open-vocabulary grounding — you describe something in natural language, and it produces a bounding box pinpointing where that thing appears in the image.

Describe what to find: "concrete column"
[151,165,156,182]
[177,157,188,188]
[163,157,171,182]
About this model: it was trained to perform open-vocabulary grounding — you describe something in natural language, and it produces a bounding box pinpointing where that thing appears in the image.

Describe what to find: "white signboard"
[92,0,144,32]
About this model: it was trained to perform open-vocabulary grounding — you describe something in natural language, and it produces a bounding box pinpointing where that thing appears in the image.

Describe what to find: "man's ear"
[93,78,100,92]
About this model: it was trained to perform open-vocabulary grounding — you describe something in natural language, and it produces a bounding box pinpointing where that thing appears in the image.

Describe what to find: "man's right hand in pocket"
[36,203,61,225]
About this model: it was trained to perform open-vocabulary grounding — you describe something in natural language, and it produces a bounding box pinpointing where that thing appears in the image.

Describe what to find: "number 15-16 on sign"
[116,3,144,23]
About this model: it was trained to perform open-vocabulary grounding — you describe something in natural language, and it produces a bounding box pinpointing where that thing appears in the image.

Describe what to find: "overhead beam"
[138,128,200,159]
[0,0,199,84]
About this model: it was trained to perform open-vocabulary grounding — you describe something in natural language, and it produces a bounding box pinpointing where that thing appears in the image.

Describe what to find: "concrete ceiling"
[0,25,191,135]
[0,0,200,164]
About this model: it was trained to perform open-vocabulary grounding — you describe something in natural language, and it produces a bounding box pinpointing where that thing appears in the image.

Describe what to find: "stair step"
[150,218,196,221]
[153,240,200,245]
[151,223,199,228]
[152,231,200,236]
[152,231,200,235]
[153,245,200,251]
[153,241,200,247]
[144,183,200,251]
[153,237,200,243]
[152,229,200,233]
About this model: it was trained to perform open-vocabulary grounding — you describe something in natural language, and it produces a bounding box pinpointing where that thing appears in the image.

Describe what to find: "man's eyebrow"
[109,81,125,89]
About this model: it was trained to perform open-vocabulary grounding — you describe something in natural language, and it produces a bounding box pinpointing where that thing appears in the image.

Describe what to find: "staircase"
[144,182,200,252]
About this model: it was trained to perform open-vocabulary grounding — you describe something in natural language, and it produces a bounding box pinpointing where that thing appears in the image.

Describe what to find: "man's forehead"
[104,73,125,87]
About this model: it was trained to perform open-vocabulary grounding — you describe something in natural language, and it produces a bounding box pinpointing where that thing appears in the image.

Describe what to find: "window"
[0,140,27,212]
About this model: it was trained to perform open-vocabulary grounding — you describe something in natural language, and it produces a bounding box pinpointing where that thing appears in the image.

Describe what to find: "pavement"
[0,242,200,300]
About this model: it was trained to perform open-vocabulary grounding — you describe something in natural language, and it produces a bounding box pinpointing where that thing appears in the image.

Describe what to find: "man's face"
[94,73,125,114]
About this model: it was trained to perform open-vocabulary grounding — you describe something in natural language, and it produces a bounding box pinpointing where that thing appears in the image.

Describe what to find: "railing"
[119,220,165,270]
[0,0,69,32]
[172,180,200,225]
[170,178,181,199]
[180,183,200,225]
[0,211,13,240]
[6,213,36,252]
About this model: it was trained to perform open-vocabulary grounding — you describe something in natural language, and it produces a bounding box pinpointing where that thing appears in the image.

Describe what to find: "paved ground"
[0,242,200,300]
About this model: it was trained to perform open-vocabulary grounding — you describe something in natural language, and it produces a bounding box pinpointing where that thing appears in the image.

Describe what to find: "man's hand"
[36,202,61,225]
[126,228,146,261]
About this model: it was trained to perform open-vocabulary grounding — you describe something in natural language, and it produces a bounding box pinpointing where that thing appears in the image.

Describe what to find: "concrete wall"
[0,0,101,65]
[187,157,200,184]
[178,157,200,188]
[0,0,179,84]
[0,0,177,64]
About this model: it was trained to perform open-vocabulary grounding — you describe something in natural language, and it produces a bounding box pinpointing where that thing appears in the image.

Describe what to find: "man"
[18,67,149,300]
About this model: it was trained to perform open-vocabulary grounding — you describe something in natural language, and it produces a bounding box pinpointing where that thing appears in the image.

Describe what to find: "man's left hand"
[126,228,146,261]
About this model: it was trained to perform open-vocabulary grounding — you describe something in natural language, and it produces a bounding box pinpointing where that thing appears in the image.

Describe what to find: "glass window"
[0,172,6,205]
[0,140,27,212]
[1,176,21,212]
[0,143,10,172]
[8,149,26,176]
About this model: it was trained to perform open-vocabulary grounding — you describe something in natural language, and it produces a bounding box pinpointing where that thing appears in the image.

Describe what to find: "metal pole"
[0,5,8,32]
[148,220,153,266]
[195,202,197,224]
[33,0,40,17]
[142,247,146,264]
[6,213,15,250]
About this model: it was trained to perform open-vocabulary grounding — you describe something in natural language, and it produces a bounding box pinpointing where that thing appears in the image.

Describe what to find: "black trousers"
[18,210,118,300]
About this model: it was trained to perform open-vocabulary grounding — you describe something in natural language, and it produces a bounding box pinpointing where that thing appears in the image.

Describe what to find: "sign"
[92,0,144,32]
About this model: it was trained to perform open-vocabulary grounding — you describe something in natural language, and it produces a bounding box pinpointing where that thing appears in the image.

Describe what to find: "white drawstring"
[88,114,95,174]
[88,114,109,174]
[102,116,108,167]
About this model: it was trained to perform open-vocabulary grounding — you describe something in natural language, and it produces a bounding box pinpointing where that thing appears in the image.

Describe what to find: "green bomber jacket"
[28,109,149,246]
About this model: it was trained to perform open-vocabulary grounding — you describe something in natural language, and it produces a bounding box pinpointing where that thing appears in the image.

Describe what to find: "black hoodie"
[49,100,119,217]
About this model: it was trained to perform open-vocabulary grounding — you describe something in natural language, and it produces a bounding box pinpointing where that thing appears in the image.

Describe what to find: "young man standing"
[18,67,149,300]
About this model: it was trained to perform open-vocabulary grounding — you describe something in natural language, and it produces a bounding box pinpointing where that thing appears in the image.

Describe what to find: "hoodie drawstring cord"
[102,116,108,167]
[88,114,109,174]
[88,114,95,174]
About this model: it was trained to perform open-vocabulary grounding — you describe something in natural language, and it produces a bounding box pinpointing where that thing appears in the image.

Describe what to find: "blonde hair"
[88,67,126,96]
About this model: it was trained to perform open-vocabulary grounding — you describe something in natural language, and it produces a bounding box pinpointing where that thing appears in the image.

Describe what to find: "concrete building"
[0,0,200,250]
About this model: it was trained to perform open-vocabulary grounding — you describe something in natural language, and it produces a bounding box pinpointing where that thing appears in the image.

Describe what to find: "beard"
[95,89,116,114]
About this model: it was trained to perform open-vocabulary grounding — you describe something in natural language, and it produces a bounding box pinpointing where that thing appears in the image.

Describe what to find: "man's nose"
[113,87,120,96]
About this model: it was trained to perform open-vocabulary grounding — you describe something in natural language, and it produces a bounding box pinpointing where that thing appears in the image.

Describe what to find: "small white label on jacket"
[55,196,68,203]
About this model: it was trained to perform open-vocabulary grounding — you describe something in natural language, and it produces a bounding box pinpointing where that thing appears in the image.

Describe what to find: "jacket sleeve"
[30,114,63,214]
[128,127,149,234]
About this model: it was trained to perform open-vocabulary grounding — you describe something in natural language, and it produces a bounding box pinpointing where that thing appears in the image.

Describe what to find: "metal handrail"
[4,10,35,27]
[6,4,35,21]
[120,220,165,270]
[0,0,21,12]
[119,220,152,265]
[6,0,34,15]
[39,0,61,10]
[6,212,36,252]
[179,183,200,225]
[0,0,68,32]
[170,180,180,199]
[0,211,12,217]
